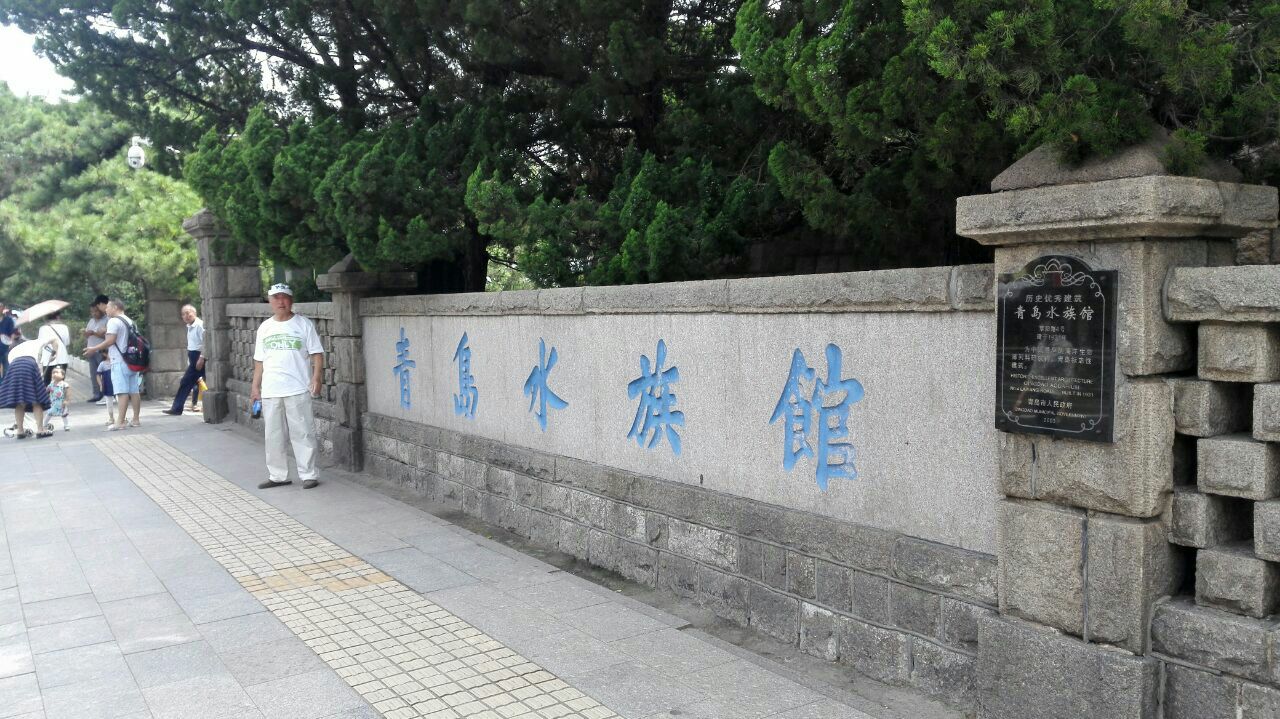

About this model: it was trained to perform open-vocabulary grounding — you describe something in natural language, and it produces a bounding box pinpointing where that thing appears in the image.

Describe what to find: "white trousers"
[263,392,318,482]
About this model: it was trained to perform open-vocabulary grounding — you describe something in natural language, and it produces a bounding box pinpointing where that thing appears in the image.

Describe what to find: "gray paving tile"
[75,544,166,603]
[10,543,89,604]
[574,660,706,718]
[0,634,33,679]
[401,527,481,556]
[0,621,23,640]
[158,568,242,600]
[0,672,42,718]
[363,547,478,593]
[105,611,200,655]
[560,601,670,642]
[41,675,148,719]
[125,640,228,690]
[0,595,22,627]
[512,576,612,615]
[146,554,225,581]
[33,641,130,689]
[219,637,326,687]
[317,707,381,719]
[352,505,444,539]
[63,528,131,551]
[680,660,823,718]
[22,594,102,628]
[142,674,259,719]
[172,590,263,625]
[26,616,113,655]
[244,668,368,719]
[435,601,568,645]
[100,593,182,624]
[610,628,737,678]
[513,628,631,678]
[122,528,202,563]
[294,516,408,555]
[764,699,877,719]
[199,612,292,655]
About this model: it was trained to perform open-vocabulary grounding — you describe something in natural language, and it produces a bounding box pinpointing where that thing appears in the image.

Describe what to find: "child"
[46,367,71,431]
[97,356,118,428]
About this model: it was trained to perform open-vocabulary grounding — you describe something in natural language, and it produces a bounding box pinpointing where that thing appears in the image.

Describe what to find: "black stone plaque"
[996,255,1117,443]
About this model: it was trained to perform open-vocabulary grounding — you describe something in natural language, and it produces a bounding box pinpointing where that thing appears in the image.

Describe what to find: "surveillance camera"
[127,144,146,169]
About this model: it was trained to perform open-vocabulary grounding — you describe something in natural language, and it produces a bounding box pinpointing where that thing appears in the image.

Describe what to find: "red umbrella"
[16,299,70,325]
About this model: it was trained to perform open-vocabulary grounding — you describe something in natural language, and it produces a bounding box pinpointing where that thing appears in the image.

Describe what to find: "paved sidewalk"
[0,391,952,719]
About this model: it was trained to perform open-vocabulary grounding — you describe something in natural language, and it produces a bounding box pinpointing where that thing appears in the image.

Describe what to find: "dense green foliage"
[6,1,1279,290]
[0,84,203,314]
[905,0,1280,176]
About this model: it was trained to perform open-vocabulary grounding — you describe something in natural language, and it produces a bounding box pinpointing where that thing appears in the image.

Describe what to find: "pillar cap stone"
[181,208,224,234]
[957,175,1277,245]
[315,270,417,293]
[327,253,363,274]
[991,130,1242,192]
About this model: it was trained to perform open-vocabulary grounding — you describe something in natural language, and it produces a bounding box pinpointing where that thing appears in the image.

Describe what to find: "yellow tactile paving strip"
[95,435,621,719]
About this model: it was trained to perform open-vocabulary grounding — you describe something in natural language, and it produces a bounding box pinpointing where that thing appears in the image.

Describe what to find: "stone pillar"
[184,209,262,424]
[316,254,416,471]
[143,288,188,398]
[957,146,1278,718]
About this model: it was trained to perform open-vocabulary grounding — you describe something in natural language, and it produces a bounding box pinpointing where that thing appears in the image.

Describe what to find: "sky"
[0,25,76,101]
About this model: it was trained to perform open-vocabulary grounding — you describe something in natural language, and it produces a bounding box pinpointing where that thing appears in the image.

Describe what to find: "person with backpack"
[83,298,144,430]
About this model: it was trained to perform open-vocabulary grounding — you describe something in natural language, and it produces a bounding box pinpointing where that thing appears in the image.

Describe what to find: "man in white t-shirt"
[83,299,141,429]
[252,283,325,489]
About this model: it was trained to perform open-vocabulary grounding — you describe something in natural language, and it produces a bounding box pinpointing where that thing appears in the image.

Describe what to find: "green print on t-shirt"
[263,333,303,351]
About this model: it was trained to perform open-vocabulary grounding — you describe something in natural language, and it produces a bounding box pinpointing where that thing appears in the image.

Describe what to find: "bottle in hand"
[252,399,262,419]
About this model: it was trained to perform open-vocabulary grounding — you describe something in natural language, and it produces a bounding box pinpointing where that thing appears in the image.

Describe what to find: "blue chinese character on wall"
[452,332,478,419]
[769,344,864,490]
[627,339,684,455]
[523,338,568,432]
[392,327,416,410]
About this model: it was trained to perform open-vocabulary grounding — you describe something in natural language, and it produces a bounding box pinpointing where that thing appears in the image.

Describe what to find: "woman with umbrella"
[37,310,71,384]
[0,335,57,438]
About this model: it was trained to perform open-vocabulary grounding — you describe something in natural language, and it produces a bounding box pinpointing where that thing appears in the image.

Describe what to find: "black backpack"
[121,319,150,372]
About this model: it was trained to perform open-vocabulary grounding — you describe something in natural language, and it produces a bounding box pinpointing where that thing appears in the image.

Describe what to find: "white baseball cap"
[267,283,293,297]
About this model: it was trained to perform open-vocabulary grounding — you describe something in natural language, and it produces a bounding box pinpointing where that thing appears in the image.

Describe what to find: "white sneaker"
[95,398,107,406]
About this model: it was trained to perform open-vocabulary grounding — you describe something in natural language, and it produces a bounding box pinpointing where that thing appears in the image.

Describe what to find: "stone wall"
[189,149,1280,717]
[224,302,338,460]
[1149,265,1280,716]
[355,265,999,706]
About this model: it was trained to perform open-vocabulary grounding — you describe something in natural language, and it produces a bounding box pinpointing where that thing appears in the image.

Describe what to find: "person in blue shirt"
[0,302,17,378]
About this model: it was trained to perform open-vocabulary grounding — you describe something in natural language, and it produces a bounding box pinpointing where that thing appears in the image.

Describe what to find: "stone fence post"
[957,148,1278,717]
[143,288,187,398]
[184,209,263,424]
[316,255,416,471]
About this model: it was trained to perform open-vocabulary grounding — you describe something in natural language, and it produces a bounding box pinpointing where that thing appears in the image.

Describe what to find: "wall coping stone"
[990,132,1242,192]
[957,176,1277,245]
[181,207,222,234]
[227,301,334,320]
[360,410,998,605]
[316,270,417,293]
[1165,265,1280,323]
[360,265,994,317]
